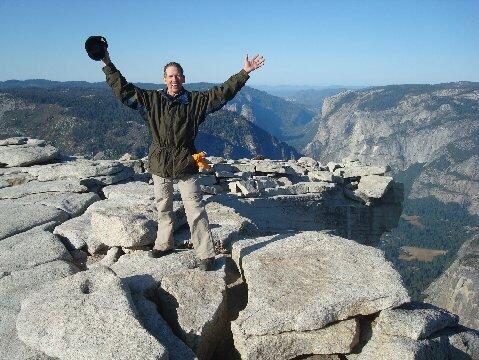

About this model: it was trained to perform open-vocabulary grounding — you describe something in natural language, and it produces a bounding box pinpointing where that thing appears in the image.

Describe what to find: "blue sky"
[0,0,478,86]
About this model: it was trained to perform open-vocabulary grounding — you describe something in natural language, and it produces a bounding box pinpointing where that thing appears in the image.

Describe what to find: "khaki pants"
[152,174,215,260]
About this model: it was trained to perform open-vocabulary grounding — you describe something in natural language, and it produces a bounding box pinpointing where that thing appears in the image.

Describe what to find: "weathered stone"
[338,164,390,179]
[254,160,286,174]
[159,269,228,359]
[232,318,359,360]
[375,302,459,340]
[90,247,122,268]
[232,162,256,173]
[0,201,69,240]
[12,191,100,216]
[231,232,409,338]
[80,168,134,187]
[444,326,479,359]
[16,267,167,360]
[0,144,59,167]
[119,153,134,161]
[308,170,343,183]
[0,170,36,188]
[254,177,279,190]
[102,181,155,200]
[26,159,126,181]
[233,179,259,197]
[283,163,305,176]
[237,171,253,179]
[0,137,28,146]
[205,156,226,165]
[0,227,72,273]
[298,156,319,167]
[90,203,157,248]
[262,186,293,196]
[349,335,450,360]
[0,179,87,199]
[53,212,91,250]
[0,260,78,311]
[132,294,198,360]
[0,306,53,360]
[357,175,393,199]
[327,161,342,173]
[110,250,198,294]
[276,176,293,186]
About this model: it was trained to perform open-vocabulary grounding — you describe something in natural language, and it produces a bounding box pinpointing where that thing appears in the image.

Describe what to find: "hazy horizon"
[1,0,478,86]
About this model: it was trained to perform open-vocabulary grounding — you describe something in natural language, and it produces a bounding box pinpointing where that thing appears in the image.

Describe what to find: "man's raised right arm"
[101,50,150,119]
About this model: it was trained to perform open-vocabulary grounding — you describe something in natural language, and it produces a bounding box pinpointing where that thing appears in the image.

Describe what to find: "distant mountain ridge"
[0,79,302,160]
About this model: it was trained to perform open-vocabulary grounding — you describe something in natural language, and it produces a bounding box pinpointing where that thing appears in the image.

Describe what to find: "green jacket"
[102,63,249,178]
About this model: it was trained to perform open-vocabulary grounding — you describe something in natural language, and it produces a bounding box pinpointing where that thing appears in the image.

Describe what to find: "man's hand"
[243,54,265,74]
[102,50,111,66]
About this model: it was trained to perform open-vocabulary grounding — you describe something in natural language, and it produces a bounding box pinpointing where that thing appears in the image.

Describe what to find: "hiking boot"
[198,257,215,271]
[150,249,175,258]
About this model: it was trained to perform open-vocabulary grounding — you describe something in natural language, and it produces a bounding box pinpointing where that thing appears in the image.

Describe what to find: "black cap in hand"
[85,36,108,61]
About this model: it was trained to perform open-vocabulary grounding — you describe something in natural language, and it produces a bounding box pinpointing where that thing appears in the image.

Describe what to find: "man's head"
[163,62,185,96]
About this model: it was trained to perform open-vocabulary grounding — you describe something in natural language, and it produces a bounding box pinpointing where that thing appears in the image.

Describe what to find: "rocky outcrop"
[348,302,478,359]
[304,83,479,215]
[425,234,479,330]
[16,267,168,360]
[230,231,410,359]
[1,136,477,360]
[0,137,59,167]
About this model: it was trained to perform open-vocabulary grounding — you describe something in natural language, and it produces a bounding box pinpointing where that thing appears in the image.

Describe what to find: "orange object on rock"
[192,151,211,171]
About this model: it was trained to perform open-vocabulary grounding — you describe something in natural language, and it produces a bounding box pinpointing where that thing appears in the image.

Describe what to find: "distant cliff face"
[304,82,479,215]
[425,233,479,330]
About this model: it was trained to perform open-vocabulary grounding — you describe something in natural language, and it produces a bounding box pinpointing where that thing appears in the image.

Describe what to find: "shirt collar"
[161,87,190,105]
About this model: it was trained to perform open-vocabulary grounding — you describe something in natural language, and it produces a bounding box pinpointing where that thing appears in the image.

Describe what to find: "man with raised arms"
[100,47,265,270]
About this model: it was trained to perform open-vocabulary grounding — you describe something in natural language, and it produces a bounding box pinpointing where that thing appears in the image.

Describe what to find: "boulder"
[0,137,28,146]
[16,267,168,360]
[0,144,59,167]
[253,160,286,174]
[132,294,198,360]
[357,175,393,199]
[158,269,228,359]
[0,201,69,240]
[102,181,155,201]
[0,306,53,360]
[298,156,319,167]
[0,260,78,311]
[231,231,410,359]
[110,250,198,295]
[0,227,72,273]
[53,212,91,250]
[0,179,88,200]
[374,302,459,340]
[228,180,259,197]
[90,203,157,248]
[11,191,100,216]
[337,164,390,179]
[25,159,130,182]
[349,335,451,360]
[232,318,359,360]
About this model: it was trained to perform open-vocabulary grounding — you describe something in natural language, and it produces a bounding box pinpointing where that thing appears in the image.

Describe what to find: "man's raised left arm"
[203,54,265,115]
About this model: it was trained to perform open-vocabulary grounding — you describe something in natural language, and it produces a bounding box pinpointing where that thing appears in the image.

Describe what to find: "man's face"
[164,66,185,95]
